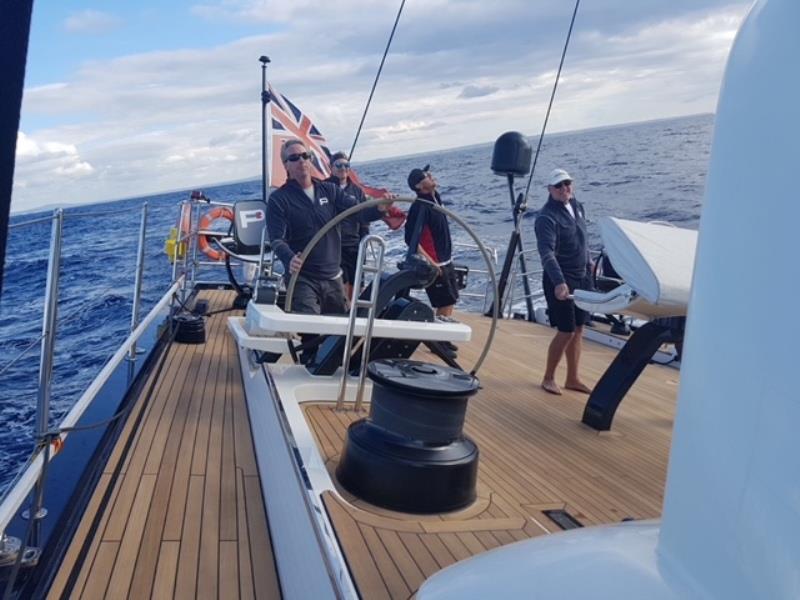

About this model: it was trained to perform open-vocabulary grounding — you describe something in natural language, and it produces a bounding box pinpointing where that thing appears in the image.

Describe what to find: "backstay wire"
[523,0,582,203]
[347,0,407,161]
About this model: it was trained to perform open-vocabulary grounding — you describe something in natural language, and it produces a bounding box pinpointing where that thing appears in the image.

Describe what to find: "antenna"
[260,56,271,203]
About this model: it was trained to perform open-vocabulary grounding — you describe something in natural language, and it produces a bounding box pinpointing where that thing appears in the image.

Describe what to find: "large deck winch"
[336,358,480,513]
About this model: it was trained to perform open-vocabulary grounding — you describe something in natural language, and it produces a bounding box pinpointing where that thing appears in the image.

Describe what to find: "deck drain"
[542,509,583,530]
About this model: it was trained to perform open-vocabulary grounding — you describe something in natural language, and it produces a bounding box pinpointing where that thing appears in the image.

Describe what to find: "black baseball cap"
[407,164,431,191]
[329,151,348,165]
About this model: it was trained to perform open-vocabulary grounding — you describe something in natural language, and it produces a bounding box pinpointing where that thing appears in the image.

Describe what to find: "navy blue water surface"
[0,113,712,494]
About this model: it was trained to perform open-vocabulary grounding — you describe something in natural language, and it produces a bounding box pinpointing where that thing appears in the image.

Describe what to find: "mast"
[0,0,35,297]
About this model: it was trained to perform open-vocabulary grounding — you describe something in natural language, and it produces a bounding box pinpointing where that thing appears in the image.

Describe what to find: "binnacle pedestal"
[336,359,480,513]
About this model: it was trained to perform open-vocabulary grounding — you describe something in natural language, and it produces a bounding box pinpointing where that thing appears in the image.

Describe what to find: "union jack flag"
[268,84,331,187]
[268,85,403,228]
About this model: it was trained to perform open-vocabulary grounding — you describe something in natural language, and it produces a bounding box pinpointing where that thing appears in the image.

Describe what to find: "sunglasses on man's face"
[285,152,312,163]
[553,180,572,189]
[333,161,350,169]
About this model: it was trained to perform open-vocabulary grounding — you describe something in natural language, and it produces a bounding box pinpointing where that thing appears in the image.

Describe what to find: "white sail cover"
[574,217,697,318]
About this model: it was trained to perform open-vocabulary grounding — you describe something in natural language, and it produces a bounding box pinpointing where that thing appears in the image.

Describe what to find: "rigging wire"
[523,0,581,203]
[0,280,126,380]
[348,0,406,161]
[0,334,45,379]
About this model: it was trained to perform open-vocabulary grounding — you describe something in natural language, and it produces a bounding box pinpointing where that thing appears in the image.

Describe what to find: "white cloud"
[12,133,94,206]
[56,162,94,176]
[64,10,122,35]
[14,1,751,212]
[15,132,93,172]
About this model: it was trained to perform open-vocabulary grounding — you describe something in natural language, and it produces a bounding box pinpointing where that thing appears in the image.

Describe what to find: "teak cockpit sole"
[304,312,678,599]
[50,293,677,599]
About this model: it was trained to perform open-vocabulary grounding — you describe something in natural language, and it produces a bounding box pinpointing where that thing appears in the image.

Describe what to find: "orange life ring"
[198,206,234,261]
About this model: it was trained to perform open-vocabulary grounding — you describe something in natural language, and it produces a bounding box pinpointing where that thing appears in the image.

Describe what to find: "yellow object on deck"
[164,227,186,262]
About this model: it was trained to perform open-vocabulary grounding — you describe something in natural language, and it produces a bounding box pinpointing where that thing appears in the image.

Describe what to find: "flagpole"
[260,55,271,201]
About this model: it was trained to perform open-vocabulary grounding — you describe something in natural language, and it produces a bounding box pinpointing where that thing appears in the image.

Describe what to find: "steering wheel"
[283,196,499,376]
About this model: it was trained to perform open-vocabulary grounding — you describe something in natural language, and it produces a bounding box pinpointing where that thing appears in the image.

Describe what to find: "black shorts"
[542,272,591,333]
[340,245,359,285]
[426,262,459,308]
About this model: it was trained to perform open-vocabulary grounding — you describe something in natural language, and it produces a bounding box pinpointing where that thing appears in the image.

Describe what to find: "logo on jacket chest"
[318,196,329,206]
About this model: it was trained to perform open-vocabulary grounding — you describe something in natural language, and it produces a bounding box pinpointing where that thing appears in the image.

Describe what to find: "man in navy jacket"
[534,168,594,396]
[325,151,369,303]
[266,139,385,316]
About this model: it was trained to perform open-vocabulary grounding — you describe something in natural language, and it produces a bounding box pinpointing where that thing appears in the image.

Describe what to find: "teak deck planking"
[307,312,679,599]
[49,291,679,600]
[49,290,280,600]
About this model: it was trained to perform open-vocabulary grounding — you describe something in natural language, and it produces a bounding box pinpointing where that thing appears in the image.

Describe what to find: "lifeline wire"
[348,0,406,161]
[0,297,181,597]
[0,279,124,380]
[523,0,581,202]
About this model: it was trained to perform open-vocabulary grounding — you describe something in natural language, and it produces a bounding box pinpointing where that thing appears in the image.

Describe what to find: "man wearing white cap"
[534,168,594,395]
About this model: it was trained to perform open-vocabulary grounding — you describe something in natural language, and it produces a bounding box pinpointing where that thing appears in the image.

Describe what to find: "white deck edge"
[234,337,360,599]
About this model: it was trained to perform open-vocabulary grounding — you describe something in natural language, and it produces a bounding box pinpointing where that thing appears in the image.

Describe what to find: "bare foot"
[564,381,592,394]
[541,379,562,395]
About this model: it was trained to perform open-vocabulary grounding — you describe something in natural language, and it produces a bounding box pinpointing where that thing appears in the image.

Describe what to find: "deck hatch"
[543,509,584,530]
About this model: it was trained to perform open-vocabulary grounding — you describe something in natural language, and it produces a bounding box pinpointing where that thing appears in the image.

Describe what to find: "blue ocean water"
[0,113,713,494]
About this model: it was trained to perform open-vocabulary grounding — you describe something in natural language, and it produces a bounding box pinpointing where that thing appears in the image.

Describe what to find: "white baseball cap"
[548,168,573,186]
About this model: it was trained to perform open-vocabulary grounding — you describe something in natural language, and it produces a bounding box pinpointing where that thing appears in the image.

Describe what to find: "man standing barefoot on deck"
[534,168,594,395]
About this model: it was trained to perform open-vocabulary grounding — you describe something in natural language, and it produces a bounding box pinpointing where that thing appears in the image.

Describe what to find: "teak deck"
[49,290,280,599]
[304,312,680,599]
[50,292,680,599]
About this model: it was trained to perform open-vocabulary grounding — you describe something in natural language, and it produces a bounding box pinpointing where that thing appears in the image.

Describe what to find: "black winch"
[336,359,480,513]
[172,313,206,344]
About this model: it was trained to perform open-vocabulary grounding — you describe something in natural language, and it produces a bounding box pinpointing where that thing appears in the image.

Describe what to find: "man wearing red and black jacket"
[404,165,459,320]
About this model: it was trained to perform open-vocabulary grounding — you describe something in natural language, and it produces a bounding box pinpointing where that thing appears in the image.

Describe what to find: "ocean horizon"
[10,112,714,217]
[0,111,713,493]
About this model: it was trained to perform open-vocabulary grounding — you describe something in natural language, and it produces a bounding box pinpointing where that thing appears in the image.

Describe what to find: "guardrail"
[0,191,247,578]
[501,248,604,321]
[450,241,498,314]
[0,278,182,539]
[0,203,184,558]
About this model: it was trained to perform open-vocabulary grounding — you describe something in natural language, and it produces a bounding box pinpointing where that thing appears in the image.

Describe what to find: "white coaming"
[244,301,472,341]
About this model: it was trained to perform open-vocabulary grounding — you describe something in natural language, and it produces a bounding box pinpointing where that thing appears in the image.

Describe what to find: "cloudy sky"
[12,0,751,212]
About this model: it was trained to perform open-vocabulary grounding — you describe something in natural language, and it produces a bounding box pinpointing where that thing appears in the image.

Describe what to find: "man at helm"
[266,138,388,318]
